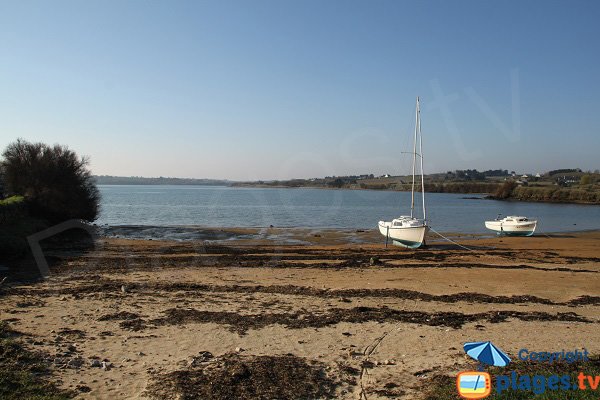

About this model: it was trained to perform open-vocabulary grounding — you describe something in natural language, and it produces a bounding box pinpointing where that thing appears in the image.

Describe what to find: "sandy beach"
[1,229,599,399]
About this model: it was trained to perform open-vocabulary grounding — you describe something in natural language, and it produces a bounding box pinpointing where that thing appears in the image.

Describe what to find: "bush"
[1,139,100,223]
[580,175,592,185]
[493,181,517,199]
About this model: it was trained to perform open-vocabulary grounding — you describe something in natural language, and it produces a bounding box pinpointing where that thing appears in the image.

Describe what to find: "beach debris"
[76,385,92,393]
[145,353,340,400]
[101,361,112,371]
[121,285,127,293]
[189,351,214,367]
[235,347,245,353]
[150,305,591,334]
[372,382,405,398]
[369,257,380,265]
[98,310,146,331]
[67,357,85,368]
[90,359,102,368]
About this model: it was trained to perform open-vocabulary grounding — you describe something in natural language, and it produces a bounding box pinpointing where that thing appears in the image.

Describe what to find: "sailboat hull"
[378,222,429,248]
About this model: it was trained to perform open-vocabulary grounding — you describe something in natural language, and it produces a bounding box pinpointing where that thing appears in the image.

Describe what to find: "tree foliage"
[1,139,100,222]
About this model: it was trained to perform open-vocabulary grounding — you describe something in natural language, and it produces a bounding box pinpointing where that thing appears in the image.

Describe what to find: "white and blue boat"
[485,215,537,236]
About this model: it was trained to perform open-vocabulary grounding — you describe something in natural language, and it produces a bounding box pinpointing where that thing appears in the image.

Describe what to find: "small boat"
[484,215,537,236]
[378,97,429,248]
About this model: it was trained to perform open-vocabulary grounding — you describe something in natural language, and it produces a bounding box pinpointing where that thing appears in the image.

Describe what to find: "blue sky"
[1,0,599,180]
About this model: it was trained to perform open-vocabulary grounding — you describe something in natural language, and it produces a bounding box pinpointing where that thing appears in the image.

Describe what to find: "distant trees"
[483,169,509,177]
[328,178,345,188]
[548,168,582,176]
[1,139,100,223]
[444,169,508,181]
[493,181,517,199]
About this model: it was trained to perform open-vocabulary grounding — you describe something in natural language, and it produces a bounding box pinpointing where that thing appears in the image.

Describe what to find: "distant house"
[521,174,528,179]
[535,173,541,178]
[380,174,391,178]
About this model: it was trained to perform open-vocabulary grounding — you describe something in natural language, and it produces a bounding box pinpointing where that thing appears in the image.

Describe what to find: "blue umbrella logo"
[464,341,511,368]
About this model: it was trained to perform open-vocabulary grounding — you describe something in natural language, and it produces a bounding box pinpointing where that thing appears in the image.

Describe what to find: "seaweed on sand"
[145,353,340,400]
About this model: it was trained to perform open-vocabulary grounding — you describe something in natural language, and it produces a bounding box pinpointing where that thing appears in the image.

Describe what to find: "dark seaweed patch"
[150,306,591,334]
[145,353,340,400]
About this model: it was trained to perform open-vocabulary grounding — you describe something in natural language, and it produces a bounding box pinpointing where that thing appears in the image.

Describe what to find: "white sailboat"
[378,97,429,248]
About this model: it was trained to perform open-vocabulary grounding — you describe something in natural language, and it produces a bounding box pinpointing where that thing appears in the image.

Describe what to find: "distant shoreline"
[95,182,600,205]
[230,182,600,205]
[93,175,600,205]
[93,175,230,186]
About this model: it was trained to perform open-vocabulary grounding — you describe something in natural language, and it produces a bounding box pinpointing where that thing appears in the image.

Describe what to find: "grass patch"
[424,357,600,399]
[0,322,74,400]
[0,195,24,206]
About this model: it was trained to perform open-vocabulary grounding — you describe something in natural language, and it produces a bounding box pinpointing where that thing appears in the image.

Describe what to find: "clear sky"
[1,0,599,180]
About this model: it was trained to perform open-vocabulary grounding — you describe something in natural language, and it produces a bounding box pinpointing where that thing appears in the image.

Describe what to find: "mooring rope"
[428,226,475,252]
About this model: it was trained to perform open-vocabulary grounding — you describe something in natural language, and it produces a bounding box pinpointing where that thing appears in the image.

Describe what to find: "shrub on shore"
[0,139,100,259]
[512,186,600,204]
[359,182,500,194]
[492,181,517,199]
[1,139,100,223]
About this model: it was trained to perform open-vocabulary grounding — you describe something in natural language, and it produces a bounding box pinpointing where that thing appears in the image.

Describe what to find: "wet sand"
[1,229,599,399]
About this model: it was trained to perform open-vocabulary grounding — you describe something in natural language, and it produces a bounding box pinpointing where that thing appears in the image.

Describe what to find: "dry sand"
[1,229,599,399]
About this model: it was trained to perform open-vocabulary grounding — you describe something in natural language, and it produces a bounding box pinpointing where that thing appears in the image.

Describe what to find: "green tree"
[0,139,100,223]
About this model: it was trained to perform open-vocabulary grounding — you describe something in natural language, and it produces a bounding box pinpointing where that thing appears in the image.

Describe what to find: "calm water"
[97,185,600,234]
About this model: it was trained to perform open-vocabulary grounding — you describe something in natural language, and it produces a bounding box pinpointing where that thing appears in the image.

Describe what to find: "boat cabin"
[504,216,529,222]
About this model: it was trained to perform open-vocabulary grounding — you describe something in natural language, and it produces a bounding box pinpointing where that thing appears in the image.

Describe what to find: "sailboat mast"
[418,97,426,222]
[410,97,418,218]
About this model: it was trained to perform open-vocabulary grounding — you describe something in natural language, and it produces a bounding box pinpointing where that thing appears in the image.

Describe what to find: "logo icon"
[457,371,491,399]
[464,341,511,368]
[457,341,510,399]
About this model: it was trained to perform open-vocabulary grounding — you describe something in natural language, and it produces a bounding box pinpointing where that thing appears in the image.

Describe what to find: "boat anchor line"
[427,226,475,252]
